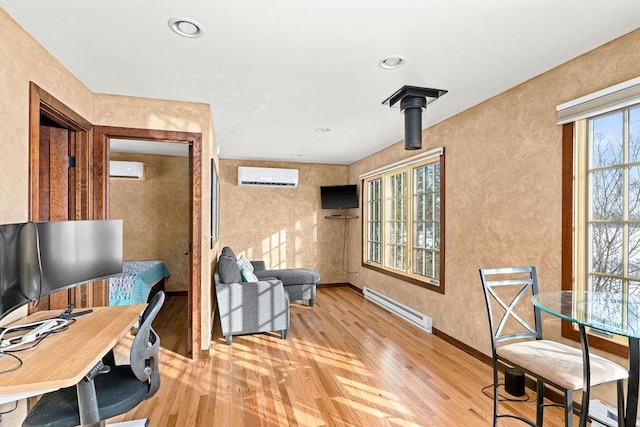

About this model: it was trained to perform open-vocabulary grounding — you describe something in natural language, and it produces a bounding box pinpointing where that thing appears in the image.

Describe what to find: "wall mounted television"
[0,219,123,321]
[320,184,359,209]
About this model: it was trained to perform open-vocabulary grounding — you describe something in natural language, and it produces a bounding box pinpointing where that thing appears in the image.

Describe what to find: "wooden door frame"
[30,82,94,221]
[93,126,202,359]
[29,82,101,308]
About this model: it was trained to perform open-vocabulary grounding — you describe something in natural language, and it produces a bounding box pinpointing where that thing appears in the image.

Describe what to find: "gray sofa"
[214,247,290,345]
[252,262,320,306]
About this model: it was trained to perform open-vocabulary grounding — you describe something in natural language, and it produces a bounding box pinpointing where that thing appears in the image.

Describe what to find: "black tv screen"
[320,185,359,209]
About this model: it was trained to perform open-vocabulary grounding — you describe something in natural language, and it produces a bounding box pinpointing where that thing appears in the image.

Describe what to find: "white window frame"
[360,148,445,293]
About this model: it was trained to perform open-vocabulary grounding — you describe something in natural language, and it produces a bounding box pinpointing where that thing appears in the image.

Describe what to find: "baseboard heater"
[363,287,432,333]
[589,399,640,427]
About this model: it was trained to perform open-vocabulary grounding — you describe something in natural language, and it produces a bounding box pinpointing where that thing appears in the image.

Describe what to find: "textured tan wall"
[220,160,352,284]
[0,8,94,224]
[109,152,190,293]
[93,93,212,137]
[347,28,640,404]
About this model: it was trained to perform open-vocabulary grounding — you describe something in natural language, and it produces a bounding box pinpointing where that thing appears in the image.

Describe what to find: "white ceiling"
[2,1,639,164]
[110,139,189,157]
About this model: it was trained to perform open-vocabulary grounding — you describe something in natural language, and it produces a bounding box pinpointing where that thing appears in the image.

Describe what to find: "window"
[413,162,441,280]
[562,86,640,354]
[366,178,382,264]
[581,106,640,296]
[362,149,444,292]
[387,170,408,270]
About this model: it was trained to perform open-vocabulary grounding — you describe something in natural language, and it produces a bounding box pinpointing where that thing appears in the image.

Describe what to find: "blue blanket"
[109,261,170,306]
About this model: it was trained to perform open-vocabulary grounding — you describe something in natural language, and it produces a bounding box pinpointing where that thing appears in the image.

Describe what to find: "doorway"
[94,126,202,358]
[109,139,191,356]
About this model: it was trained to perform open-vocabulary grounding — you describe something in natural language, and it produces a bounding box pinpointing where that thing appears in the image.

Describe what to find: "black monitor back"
[0,222,28,319]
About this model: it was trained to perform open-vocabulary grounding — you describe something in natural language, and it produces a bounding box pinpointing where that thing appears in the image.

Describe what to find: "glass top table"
[533,291,640,427]
[533,291,640,339]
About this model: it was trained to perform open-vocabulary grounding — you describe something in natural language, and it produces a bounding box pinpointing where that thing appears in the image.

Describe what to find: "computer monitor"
[0,220,123,321]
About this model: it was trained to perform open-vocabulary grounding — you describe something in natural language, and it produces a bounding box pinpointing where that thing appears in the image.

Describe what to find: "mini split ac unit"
[238,167,298,188]
[109,161,145,179]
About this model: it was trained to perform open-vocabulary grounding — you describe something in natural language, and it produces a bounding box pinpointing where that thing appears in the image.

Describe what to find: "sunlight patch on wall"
[313,211,318,243]
[293,212,320,268]
[295,220,303,268]
[262,228,287,269]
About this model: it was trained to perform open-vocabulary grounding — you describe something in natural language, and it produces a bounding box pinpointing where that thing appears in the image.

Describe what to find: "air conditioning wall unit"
[110,161,145,179]
[238,167,299,188]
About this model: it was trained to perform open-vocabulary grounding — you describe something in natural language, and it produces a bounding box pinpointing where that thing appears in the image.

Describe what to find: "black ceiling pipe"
[382,85,448,151]
[401,96,426,150]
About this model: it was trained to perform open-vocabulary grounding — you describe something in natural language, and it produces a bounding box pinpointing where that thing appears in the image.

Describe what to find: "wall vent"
[363,287,432,333]
[109,161,145,179]
[238,167,298,187]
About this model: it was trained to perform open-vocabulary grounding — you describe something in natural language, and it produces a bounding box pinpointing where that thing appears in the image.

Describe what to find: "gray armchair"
[214,249,290,345]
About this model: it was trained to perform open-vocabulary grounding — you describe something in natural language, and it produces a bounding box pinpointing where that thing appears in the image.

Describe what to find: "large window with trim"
[561,77,640,355]
[362,149,444,293]
[567,106,640,350]
[579,106,640,296]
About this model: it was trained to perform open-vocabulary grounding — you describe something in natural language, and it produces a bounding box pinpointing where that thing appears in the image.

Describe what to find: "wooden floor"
[110,286,579,426]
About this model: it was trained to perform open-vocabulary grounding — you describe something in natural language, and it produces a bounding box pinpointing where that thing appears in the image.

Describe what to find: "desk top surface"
[0,304,145,395]
[533,291,640,339]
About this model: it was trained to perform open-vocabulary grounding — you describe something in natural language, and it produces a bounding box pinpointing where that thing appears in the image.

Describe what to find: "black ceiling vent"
[383,85,447,150]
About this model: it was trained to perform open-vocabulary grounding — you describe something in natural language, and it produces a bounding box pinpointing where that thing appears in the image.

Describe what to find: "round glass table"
[533,291,640,427]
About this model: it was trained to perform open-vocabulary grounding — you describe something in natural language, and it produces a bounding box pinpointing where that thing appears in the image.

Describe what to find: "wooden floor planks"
[107,286,578,426]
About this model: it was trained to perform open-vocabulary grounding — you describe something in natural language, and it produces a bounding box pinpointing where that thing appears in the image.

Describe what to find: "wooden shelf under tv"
[324,215,359,219]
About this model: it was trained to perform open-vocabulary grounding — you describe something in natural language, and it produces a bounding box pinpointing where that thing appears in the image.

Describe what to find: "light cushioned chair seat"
[497,339,628,390]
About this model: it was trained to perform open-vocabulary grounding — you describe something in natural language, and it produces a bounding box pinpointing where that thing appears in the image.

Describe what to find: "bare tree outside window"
[366,178,382,263]
[589,106,640,310]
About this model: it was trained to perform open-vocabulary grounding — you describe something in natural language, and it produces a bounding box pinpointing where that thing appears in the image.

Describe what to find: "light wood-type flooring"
[109,286,580,426]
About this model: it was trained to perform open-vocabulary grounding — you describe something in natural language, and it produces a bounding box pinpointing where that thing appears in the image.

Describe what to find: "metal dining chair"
[479,266,627,427]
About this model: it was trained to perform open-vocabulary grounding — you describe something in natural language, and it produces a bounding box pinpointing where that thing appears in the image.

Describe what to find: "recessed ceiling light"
[168,18,204,38]
[379,56,406,70]
[315,127,331,133]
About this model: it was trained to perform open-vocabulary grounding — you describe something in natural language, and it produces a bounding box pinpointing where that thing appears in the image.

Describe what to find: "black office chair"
[479,267,627,427]
[23,291,165,427]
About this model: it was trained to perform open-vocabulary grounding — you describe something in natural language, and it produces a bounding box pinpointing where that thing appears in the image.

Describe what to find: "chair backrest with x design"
[479,266,543,355]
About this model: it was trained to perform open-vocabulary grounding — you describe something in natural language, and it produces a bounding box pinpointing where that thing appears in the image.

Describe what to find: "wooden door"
[37,124,72,309]
[38,125,71,222]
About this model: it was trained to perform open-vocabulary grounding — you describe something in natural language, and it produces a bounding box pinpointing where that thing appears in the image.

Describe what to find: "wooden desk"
[0,305,145,421]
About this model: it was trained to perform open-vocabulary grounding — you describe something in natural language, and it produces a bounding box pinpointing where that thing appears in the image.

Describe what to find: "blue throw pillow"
[237,254,254,272]
[241,267,258,283]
